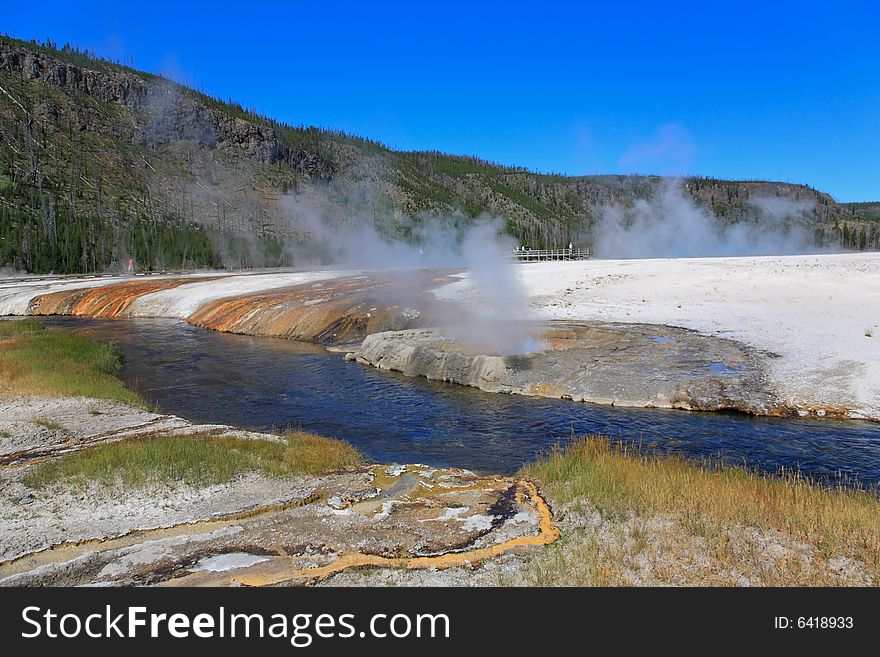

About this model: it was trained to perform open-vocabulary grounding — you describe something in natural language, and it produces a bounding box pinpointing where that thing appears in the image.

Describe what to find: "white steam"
[279,187,537,355]
[593,178,823,259]
[279,188,463,269]
[451,221,538,355]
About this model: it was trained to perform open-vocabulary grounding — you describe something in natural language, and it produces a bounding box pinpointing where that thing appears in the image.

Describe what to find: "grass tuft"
[23,431,363,490]
[32,417,67,432]
[0,319,142,405]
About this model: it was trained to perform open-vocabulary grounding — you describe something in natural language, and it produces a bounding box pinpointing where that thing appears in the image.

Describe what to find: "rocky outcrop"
[0,45,147,106]
[0,40,336,179]
[349,322,787,416]
[349,330,512,392]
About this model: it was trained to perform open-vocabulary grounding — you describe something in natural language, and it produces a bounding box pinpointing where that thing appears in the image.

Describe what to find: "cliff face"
[0,41,335,175]
[0,37,877,274]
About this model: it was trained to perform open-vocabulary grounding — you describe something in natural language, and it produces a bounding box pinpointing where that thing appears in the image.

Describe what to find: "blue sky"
[2,1,878,200]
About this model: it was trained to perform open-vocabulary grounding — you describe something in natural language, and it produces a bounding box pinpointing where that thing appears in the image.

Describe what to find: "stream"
[45,317,880,488]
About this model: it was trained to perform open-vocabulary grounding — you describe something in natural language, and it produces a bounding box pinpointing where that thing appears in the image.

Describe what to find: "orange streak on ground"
[28,278,222,318]
[187,276,379,334]
[186,272,449,344]
[25,270,455,345]
[226,479,559,587]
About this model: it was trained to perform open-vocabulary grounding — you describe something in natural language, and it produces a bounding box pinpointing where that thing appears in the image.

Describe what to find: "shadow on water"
[44,317,880,487]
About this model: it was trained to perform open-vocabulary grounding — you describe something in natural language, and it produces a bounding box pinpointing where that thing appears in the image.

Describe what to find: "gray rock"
[351,321,787,416]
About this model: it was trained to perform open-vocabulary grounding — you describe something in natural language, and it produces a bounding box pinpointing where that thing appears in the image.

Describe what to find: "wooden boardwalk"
[512,248,589,262]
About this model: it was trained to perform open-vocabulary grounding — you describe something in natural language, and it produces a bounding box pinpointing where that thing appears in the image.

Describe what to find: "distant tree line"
[0,200,276,274]
[834,220,879,251]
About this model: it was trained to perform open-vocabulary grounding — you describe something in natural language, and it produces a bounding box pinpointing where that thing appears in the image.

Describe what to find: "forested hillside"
[1,37,877,274]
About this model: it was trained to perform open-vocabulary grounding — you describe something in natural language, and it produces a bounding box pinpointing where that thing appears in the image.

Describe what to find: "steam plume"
[280,185,537,355]
[593,178,825,258]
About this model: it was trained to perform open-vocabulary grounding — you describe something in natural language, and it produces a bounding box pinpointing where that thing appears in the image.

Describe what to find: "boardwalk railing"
[512,248,589,262]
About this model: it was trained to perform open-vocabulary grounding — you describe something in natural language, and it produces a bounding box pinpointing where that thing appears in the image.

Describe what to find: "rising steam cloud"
[452,221,539,355]
[593,178,823,259]
[280,186,537,355]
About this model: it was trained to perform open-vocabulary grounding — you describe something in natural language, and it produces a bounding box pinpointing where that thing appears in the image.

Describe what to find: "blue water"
[45,317,880,488]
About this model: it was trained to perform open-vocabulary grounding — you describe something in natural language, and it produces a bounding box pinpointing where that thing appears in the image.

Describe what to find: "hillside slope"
[1,37,877,274]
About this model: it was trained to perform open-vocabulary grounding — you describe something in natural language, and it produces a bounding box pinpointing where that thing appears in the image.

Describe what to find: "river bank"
[1,253,877,420]
[0,319,556,585]
[2,317,878,586]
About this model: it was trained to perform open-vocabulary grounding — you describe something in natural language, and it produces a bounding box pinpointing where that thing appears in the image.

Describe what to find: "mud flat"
[0,455,554,586]
[347,322,784,415]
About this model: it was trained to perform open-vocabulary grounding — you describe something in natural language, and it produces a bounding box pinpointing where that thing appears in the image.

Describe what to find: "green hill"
[1,36,877,274]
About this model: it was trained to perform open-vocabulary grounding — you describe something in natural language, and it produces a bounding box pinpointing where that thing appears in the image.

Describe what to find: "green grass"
[23,431,363,490]
[32,417,67,432]
[521,437,880,579]
[0,319,142,405]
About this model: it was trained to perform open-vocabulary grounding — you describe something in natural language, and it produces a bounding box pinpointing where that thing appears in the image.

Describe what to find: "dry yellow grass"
[519,437,880,586]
